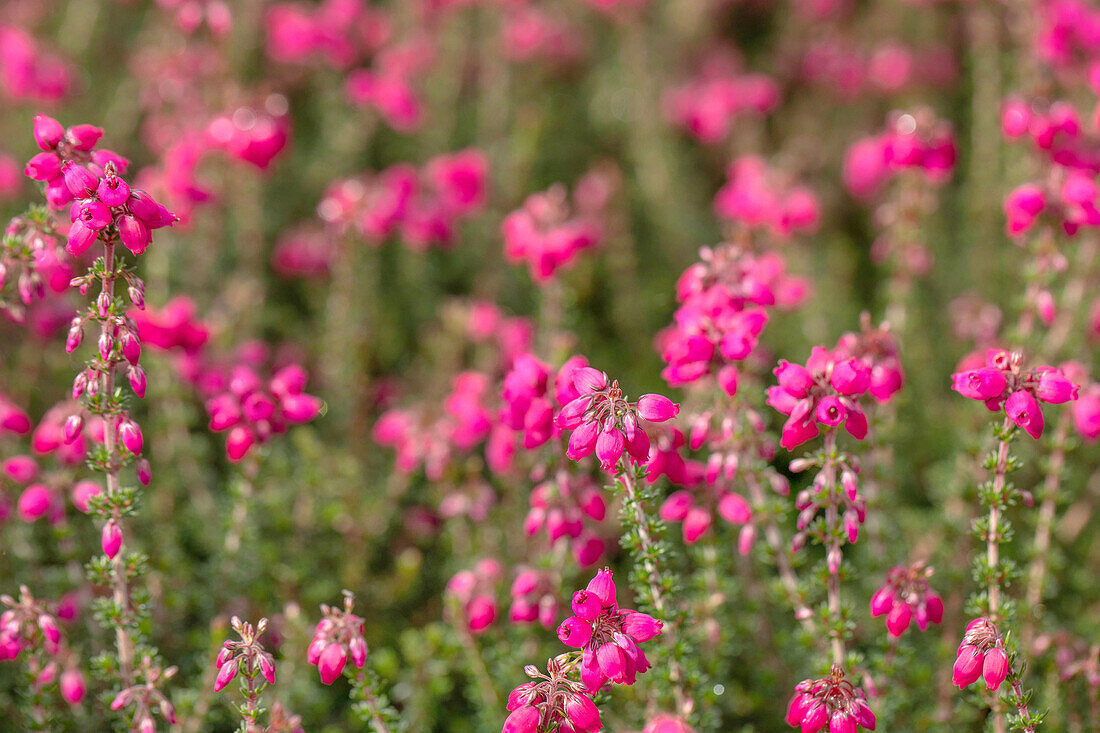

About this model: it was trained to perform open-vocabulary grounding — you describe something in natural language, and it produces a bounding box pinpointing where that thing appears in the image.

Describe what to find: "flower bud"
[102,521,123,559]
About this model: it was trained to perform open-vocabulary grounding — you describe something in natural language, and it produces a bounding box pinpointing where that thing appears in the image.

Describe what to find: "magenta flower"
[953,618,1009,691]
[869,562,943,637]
[785,666,875,733]
[555,568,662,692]
[308,592,368,686]
[503,657,602,733]
[769,345,874,450]
[951,350,1078,439]
[556,368,679,471]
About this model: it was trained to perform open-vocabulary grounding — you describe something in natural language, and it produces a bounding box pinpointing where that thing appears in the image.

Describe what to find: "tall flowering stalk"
[556,367,689,716]
[951,349,1078,731]
[22,113,176,726]
[769,344,878,732]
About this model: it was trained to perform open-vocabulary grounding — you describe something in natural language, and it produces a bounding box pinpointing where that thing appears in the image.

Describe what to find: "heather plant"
[2,0,1100,732]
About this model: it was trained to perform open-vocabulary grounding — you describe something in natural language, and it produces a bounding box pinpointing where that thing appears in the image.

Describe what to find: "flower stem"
[619,466,689,718]
[99,239,135,689]
[822,430,844,667]
[1024,409,1070,646]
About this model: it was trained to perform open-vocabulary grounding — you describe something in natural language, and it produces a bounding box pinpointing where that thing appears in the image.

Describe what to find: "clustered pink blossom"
[525,471,608,568]
[156,0,233,37]
[298,149,488,257]
[659,478,752,546]
[509,569,560,630]
[556,367,679,471]
[555,568,662,692]
[345,36,435,133]
[663,49,779,144]
[0,586,86,706]
[768,346,873,450]
[800,39,956,100]
[23,115,175,256]
[308,592,369,685]
[0,25,72,103]
[713,157,820,238]
[502,179,606,283]
[501,6,584,65]
[1000,97,1100,236]
[952,617,1010,691]
[503,656,602,733]
[658,245,807,394]
[206,100,291,170]
[265,0,391,68]
[869,562,944,638]
[843,111,956,199]
[214,616,276,692]
[785,665,876,733]
[951,349,1078,439]
[204,362,323,461]
[446,559,502,636]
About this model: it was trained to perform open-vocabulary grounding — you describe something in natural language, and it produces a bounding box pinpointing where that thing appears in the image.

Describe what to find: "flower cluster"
[952,617,1010,691]
[951,349,1078,439]
[556,367,679,470]
[0,24,72,103]
[525,471,608,567]
[305,150,488,255]
[843,110,956,199]
[658,244,807,392]
[799,38,956,100]
[509,569,560,630]
[214,616,276,692]
[663,50,779,144]
[659,482,752,546]
[446,559,501,635]
[713,156,820,238]
[502,178,608,283]
[869,562,944,638]
[504,655,602,733]
[785,666,876,733]
[265,0,391,69]
[24,115,175,256]
[308,592,369,685]
[555,567,663,692]
[768,346,873,450]
[204,362,323,461]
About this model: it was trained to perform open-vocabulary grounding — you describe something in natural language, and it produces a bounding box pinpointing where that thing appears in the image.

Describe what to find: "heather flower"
[509,569,559,630]
[214,616,276,693]
[556,367,679,470]
[308,592,369,685]
[951,350,1078,439]
[503,656,602,733]
[525,472,608,566]
[768,346,872,450]
[953,617,1010,691]
[785,666,876,732]
[502,182,604,283]
[869,562,944,637]
[556,567,662,692]
[713,156,820,238]
[446,559,502,635]
[204,362,323,461]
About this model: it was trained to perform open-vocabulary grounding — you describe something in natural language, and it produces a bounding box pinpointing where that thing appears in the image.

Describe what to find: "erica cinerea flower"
[556,366,679,470]
[504,656,602,733]
[785,666,876,733]
[869,562,943,637]
[953,618,1010,692]
[556,567,662,692]
[951,349,1078,439]
[768,345,873,450]
[308,591,369,685]
[214,616,278,732]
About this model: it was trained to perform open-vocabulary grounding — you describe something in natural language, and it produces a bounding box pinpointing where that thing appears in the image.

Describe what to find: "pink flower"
[785,666,874,732]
